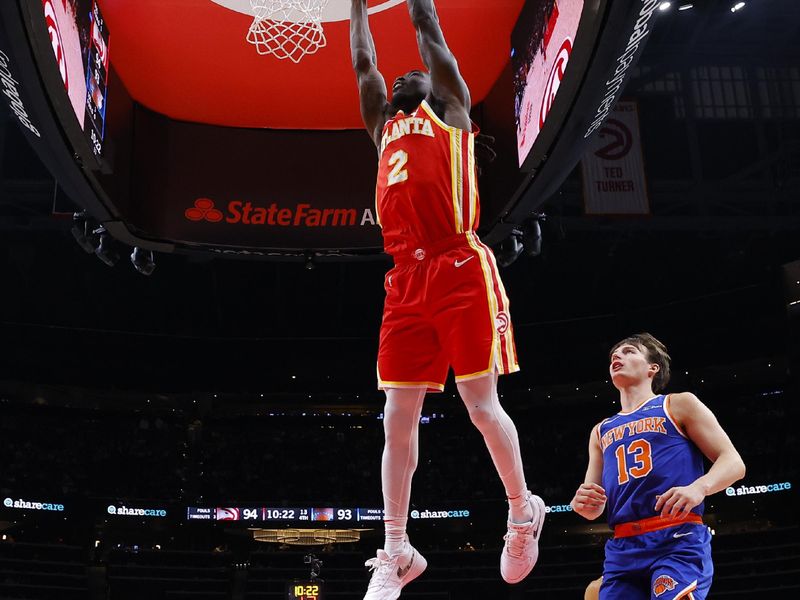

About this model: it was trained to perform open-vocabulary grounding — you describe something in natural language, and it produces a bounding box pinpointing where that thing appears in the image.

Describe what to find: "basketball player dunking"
[571,334,746,600]
[350,1,545,598]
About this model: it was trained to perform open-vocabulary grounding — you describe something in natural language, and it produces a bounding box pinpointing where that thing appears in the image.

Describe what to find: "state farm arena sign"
[127,113,382,250]
[171,195,379,250]
[185,198,376,228]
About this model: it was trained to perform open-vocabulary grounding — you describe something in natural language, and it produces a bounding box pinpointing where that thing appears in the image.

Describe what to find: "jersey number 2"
[615,439,653,485]
[387,150,408,186]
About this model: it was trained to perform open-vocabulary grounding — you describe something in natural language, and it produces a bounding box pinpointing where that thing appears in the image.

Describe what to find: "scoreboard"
[185,506,473,523]
[186,506,382,523]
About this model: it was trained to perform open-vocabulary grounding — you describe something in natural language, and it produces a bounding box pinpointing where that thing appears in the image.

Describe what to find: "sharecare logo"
[42,0,68,91]
[107,504,167,517]
[539,37,573,131]
[185,198,371,228]
[410,509,470,519]
[4,497,64,511]
[726,481,792,496]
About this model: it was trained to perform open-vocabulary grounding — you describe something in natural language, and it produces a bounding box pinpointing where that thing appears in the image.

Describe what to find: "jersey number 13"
[615,439,653,485]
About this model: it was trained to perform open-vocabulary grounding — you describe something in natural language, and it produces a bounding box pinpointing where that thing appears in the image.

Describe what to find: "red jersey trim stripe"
[466,232,519,374]
[451,129,464,233]
[477,234,518,371]
[467,133,478,230]
[419,101,476,235]
[465,231,501,372]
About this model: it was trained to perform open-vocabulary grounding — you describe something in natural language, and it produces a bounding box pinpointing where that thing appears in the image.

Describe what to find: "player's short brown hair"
[610,333,671,393]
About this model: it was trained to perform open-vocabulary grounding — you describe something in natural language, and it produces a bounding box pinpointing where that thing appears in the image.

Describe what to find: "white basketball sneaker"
[363,541,427,600]
[500,492,546,584]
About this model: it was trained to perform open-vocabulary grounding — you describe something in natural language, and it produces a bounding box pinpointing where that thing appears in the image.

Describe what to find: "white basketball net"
[247,0,329,64]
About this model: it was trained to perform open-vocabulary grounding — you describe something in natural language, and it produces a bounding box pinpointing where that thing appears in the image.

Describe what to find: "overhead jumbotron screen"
[41,0,109,159]
[512,0,585,169]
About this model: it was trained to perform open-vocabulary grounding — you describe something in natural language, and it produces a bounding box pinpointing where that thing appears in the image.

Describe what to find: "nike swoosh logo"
[454,256,475,268]
[673,532,694,538]
[397,550,415,578]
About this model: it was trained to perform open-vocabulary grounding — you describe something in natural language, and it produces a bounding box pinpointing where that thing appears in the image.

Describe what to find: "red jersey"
[376,100,480,257]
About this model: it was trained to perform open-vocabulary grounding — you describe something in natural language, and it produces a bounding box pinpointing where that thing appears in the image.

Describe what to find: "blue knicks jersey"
[599,395,705,527]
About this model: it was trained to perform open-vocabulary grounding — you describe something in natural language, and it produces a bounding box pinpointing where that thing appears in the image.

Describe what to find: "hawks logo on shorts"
[495,311,510,334]
[653,575,678,597]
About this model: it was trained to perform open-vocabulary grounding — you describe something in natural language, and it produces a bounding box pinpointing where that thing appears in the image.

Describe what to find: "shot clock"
[286,580,323,600]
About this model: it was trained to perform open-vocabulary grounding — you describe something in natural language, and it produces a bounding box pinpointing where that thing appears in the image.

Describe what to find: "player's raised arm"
[350,0,389,147]
[407,0,470,115]
[571,424,607,521]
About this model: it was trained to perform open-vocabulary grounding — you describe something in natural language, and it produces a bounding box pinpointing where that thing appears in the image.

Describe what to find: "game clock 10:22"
[286,580,323,600]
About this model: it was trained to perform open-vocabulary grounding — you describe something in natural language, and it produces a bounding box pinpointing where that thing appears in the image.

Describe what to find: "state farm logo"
[185,198,223,222]
[495,311,510,335]
[183,198,377,228]
[42,0,68,91]
[539,37,573,131]
[594,118,632,160]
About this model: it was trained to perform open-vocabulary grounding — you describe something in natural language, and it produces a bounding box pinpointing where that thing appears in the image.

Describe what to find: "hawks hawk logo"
[653,575,678,597]
[495,311,510,335]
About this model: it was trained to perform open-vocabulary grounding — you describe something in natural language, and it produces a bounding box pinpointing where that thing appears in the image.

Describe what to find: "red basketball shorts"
[377,232,519,392]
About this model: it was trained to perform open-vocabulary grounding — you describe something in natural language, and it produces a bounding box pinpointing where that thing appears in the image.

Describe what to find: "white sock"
[383,516,408,556]
[508,491,533,524]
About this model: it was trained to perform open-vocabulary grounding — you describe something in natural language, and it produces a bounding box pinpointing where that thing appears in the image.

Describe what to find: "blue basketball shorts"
[600,522,713,600]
